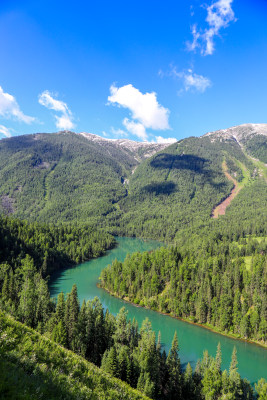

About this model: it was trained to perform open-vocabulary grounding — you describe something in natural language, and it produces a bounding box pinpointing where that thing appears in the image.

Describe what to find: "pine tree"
[166,331,182,400]
[183,363,195,400]
[117,345,130,382]
[229,347,238,373]
[101,346,119,377]
[215,342,222,371]
[65,284,79,348]
[113,307,128,346]
[228,347,242,399]
[56,292,65,322]
[137,372,155,399]
[201,359,222,400]
[255,378,267,400]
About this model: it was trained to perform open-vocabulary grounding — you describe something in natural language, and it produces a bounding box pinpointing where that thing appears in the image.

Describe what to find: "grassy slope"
[0,312,150,400]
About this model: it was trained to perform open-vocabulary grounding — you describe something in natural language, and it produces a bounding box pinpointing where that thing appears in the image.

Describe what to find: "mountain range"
[0,123,266,240]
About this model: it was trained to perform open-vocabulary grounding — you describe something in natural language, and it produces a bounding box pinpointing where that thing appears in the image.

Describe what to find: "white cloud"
[123,118,148,141]
[155,136,177,144]
[108,84,170,130]
[166,67,211,93]
[187,24,201,53]
[188,0,236,56]
[0,124,12,138]
[0,86,35,124]
[55,114,74,131]
[182,70,211,92]
[39,90,75,130]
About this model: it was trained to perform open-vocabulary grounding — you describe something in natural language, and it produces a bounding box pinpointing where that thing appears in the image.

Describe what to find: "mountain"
[79,131,169,161]
[0,131,167,223]
[204,123,267,163]
[0,124,266,240]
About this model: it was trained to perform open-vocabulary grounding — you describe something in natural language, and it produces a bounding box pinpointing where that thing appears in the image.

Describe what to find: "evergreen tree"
[255,378,267,400]
[101,346,119,377]
[65,284,79,349]
[228,347,243,399]
[166,332,182,400]
[215,342,222,371]
[183,363,195,400]
[55,292,65,322]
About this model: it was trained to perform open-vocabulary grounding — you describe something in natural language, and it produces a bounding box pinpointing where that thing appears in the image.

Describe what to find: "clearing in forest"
[212,160,248,218]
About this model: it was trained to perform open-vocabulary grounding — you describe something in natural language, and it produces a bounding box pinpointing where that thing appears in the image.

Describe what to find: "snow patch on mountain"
[203,123,267,144]
[78,132,171,158]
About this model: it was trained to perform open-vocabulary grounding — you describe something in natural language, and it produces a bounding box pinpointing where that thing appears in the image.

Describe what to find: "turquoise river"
[49,237,267,385]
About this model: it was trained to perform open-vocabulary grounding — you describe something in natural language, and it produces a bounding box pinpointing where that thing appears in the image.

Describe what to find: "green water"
[49,237,267,385]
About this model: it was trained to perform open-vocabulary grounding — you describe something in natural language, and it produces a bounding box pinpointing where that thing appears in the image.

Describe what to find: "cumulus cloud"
[108,84,170,141]
[108,84,170,130]
[39,90,75,130]
[0,86,35,124]
[188,0,236,56]
[155,136,177,144]
[123,118,148,141]
[0,124,12,138]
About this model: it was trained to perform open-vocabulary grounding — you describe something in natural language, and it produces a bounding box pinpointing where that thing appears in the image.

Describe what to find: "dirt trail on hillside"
[212,162,241,218]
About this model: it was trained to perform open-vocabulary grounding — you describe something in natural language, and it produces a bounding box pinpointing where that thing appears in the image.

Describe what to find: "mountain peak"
[203,123,267,142]
[78,131,172,157]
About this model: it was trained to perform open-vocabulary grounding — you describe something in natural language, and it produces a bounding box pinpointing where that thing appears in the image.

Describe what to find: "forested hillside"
[0,214,266,399]
[100,233,267,345]
[100,170,267,345]
[1,296,265,400]
[0,216,115,275]
[108,135,255,240]
[0,125,267,399]
[0,132,134,223]
[0,124,266,241]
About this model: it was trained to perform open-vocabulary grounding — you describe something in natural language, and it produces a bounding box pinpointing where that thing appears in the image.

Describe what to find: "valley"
[49,236,267,385]
[0,123,266,399]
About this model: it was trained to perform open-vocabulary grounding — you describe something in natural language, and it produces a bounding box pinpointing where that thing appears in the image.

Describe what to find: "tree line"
[0,215,115,275]
[0,219,266,398]
[100,233,267,345]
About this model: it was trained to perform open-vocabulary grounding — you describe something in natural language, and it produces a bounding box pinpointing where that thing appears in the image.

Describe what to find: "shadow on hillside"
[142,181,176,196]
[150,153,207,172]
[150,153,228,190]
[1,135,39,151]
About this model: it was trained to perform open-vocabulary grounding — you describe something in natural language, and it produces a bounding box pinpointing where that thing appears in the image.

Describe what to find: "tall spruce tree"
[166,332,182,400]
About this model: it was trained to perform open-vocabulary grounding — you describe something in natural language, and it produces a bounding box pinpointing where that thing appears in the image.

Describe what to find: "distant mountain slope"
[79,132,169,162]
[109,133,259,239]
[0,125,266,240]
[0,132,166,223]
[204,123,267,163]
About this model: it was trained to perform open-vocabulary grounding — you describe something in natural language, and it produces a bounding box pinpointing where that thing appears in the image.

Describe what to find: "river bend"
[49,237,267,385]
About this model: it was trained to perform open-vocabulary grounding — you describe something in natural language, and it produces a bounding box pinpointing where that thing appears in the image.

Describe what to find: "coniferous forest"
[0,127,267,399]
[1,0,267,397]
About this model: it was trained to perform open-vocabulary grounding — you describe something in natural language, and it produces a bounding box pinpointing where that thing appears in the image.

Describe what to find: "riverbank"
[98,284,267,350]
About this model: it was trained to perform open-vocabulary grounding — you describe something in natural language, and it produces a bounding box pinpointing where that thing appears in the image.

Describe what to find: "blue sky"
[0,0,266,142]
